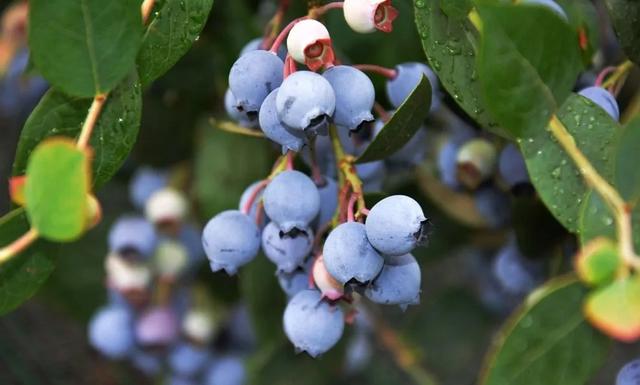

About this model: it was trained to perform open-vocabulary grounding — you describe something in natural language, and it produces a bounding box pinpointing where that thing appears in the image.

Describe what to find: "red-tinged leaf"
[9,176,26,206]
[584,276,640,342]
[575,237,621,287]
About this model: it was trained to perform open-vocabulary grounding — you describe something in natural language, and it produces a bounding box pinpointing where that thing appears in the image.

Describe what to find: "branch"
[548,116,640,269]
[0,228,38,265]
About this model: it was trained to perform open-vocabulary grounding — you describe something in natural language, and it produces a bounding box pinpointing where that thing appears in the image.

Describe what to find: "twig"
[0,228,38,265]
[548,116,640,269]
[76,93,107,149]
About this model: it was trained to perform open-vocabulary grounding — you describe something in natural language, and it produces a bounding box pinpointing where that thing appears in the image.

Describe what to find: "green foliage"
[24,139,89,242]
[480,277,609,385]
[585,276,640,342]
[0,209,55,316]
[357,76,431,163]
[12,72,142,188]
[28,0,142,97]
[575,238,621,287]
[476,2,583,138]
[137,0,215,86]
[605,0,640,65]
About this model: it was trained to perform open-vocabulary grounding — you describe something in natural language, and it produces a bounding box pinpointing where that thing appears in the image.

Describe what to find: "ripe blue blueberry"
[283,289,344,357]
[364,253,421,310]
[130,349,162,376]
[521,0,568,21]
[474,186,512,229]
[259,88,306,153]
[498,143,530,190]
[344,330,373,374]
[356,160,386,192]
[225,88,258,128]
[202,210,261,275]
[578,86,620,121]
[263,170,321,233]
[386,62,439,111]
[204,355,247,385]
[322,65,375,131]
[276,71,336,138]
[261,222,313,273]
[315,177,338,228]
[168,342,211,378]
[492,239,543,296]
[616,358,640,385]
[365,195,429,256]
[179,223,207,270]
[277,267,311,298]
[88,304,135,359]
[226,304,258,351]
[108,216,157,258]
[323,221,384,284]
[129,166,169,210]
[229,50,284,115]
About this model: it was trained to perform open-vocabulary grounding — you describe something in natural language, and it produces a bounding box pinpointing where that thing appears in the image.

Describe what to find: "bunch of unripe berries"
[89,168,251,385]
[206,0,443,356]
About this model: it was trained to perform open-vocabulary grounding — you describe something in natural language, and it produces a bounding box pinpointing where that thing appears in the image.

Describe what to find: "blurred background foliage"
[0,0,639,384]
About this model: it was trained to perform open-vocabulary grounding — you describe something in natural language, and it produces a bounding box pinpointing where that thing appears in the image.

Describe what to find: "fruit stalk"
[0,227,38,265]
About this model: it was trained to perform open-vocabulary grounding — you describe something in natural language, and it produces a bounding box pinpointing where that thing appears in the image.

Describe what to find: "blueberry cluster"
[204,0,444,356]
[89,168,251,385]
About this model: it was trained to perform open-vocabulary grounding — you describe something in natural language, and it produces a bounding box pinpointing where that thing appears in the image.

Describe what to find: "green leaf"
[414,0,506,137]
[194,121,272,220]
[575,237,621,287]
[356,76,431,164]
[480,277,609,385]
[554,0,601,64]
[24,139,89,242]
[137,0,214,87]
[13,72,142,189]
[614,116,640,204]
[29,0,142,97]
[0,209,55,315]
[521,94,618,232]
[585,276,640,342]
[476,2,583,137]
[604,0,640,65]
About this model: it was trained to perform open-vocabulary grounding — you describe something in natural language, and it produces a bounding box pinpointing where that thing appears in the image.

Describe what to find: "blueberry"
[474,185,512,229]
[145,187,189,225]
[386,62,439,111]
[259,88,306,153]
[498,143,530,190]
[283,289,344,357]
[168,342,211,378]
[108,216,157,258]
[312,254,344,300]
[88,304,135,359]
[437,138,464,190]
[323,221,384,284]
[130,349,162,376]
[240,37,287,60]
[225,88,258,128]
[344,330,373,374]
[262,222,313,273]
[521,0,568,21]
[226,304,258,351]
[229,50,284,114]
[315,177,338,228]
[129,166,169,210]
[202,210,261,275]
[179,223,207,270]
[322,65,375,131]
[263,170,321,233]
[276,71,336,138]
[136,306,179,347]
[365,195,429,256]
[204,355,247,385]
[365,253,421,309]
[182,310,216,343]
[456,138,498,190]
[105,252,152,292]
[492,240,543,296]
[169,376,198,385]
[578,86,620,121]
[153,240,189,278]
[356,160,386,192]
[616,358,640,385]
[278,267,312,297]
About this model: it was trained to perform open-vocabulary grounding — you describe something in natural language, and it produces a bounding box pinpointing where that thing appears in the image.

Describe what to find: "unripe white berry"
[343,0,398,33]
[145,187,188,224]
[312,255,344,300]
[182,310,216,343]
[153,240,189,277]
[287,19,333,70]
[105,253,152,291]
[456,138,498,189]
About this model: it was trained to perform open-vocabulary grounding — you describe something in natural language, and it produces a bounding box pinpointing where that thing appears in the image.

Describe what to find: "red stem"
[270,17,307,53]
[595,66,616,87]
[347,193,358,222]
[337,184,351,223]
[310,2,344,17]
[374,102,390,122]
[353,64,397,79]
[242,180,269,215]
[286,151,295,170]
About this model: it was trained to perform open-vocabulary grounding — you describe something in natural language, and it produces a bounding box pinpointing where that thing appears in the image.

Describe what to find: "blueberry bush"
[1,0,640,384]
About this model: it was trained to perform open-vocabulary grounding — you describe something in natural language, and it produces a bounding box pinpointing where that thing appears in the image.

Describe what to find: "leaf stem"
[353,64,397,79]
[548,115,640,269]
[0,228,39,266]
[76,93,107,150]
[308,1,344,18]
[328,125,367,221]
